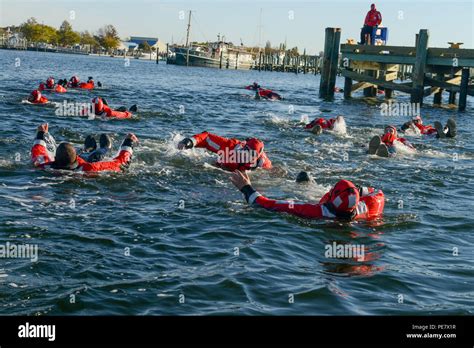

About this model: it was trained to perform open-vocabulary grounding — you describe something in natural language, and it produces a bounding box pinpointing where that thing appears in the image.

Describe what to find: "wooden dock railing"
[320,28,473,111]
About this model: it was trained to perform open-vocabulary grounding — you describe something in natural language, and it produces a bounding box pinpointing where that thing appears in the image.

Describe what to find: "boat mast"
[185,10,192,66]
[185,10,192,47]
[258,8,263,53]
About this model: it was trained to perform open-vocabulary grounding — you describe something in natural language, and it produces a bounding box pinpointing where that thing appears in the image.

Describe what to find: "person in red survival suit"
[230,170,385,221]
[68,75,80,88]
[256,88,282,100]
[380,126,413,147]
[78,76,95,89]
[400,115,456,138]
[39,77,67,93]
[360,4,382,45]
[28,90,49,104]
[368,125,415,157]
[88,97,133,119]
[177,131,272,171]
[245,82,261,91]
[67,75,95,89]
[31,123,138,172]
[305,117,336,130]
[305,115,346,135]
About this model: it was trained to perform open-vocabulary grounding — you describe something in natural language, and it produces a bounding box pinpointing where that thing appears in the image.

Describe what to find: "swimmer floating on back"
[368,125,415,157]
[31,123,138,172]
[400,115,456,138]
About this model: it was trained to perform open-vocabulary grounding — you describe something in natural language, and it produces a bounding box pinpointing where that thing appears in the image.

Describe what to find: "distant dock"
[165,41,324,74]
[0,41,90,55]
[319,28,474,111]
[250,50,322,74]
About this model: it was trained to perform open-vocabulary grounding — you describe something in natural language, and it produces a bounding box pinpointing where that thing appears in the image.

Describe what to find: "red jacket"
[191,131,272,171]
[415,123,437,135]
[31,132,134,172]
[30,96,49,104]
[305,117,336,130]
[258,89,281,100]
[81,105,132,119]
[68,81,94,89]
[79,81,94,89]
[382,135,414,149]
[39,83,67,93]
[99,105,132,119]
[365,9,382,26]
[241,185,385,220]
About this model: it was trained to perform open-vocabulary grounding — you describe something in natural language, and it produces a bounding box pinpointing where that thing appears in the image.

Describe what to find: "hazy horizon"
[1,0,473,54]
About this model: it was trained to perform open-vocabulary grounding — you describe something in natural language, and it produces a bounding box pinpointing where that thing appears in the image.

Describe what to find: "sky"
[0,0,473,54]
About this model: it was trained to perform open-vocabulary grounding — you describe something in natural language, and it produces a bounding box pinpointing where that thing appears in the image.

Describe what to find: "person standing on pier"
[359,3,382,45]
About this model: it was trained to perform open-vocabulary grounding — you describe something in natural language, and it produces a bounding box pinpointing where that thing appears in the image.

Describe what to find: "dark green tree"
[58,20,80,46]
[97,25,120,53]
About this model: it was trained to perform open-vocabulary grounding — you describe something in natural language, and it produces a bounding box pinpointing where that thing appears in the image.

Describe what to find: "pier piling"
[459,68,470,111]
[411,29,429,105]
[433,73,444,105]
[343,68,353,99]
[319,27,341,99]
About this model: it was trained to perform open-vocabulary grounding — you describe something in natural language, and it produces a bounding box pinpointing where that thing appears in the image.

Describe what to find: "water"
[0,50,473,315]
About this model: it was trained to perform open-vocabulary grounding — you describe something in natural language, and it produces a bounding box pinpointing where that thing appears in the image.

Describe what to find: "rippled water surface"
[0,50,473,315]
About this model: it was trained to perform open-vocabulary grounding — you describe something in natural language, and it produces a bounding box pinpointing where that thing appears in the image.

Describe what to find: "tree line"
[13,18,121,52]
[244,41,301,57]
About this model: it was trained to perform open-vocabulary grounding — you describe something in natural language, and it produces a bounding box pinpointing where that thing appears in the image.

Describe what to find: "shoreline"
[0,46,166,62]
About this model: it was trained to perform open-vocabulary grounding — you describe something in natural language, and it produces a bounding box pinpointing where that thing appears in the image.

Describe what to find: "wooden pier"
[319,28,474,111]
